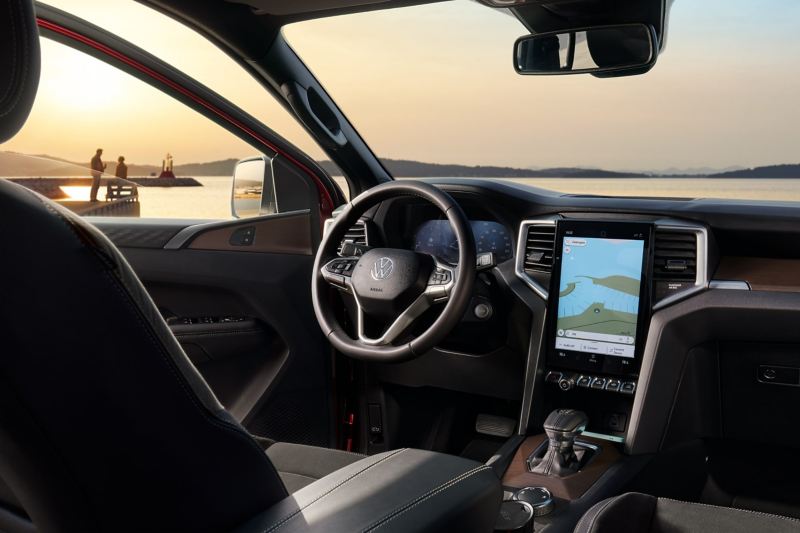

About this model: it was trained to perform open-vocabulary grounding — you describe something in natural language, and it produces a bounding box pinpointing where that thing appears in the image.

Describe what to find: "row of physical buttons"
[429,268,452,286]
[546,371,636,395]
[325,258,357,276]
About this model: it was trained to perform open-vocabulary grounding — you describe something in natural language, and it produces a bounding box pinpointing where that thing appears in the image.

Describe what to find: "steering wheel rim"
[312,181,476,363]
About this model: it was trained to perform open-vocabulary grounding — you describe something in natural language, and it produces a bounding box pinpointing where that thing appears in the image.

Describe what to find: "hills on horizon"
[1,151,799,179]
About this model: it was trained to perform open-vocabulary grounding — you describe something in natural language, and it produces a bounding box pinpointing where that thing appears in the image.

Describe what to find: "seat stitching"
[271,442,365,458]
[173,329,262,338]
[364,465,492,532]
[263,448,408,533]
[658,497,800,523]
[279,472,317,482]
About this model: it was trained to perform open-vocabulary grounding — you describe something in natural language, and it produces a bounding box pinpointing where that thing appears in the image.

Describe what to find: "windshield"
[284,0,800,201]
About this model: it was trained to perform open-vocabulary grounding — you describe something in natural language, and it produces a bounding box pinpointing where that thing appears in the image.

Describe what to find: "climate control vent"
[523,224,556,274]
[653,230,697,281]
[338,221,368,254]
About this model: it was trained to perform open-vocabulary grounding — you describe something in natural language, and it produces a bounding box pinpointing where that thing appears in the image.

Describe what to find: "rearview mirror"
[514,24,657,76]
[231,156,278,218]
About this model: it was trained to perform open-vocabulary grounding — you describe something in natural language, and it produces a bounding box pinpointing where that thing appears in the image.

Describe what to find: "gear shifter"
[529,409,588,477]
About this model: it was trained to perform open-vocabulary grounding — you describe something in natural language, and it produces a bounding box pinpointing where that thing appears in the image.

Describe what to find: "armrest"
[234,448,502,533]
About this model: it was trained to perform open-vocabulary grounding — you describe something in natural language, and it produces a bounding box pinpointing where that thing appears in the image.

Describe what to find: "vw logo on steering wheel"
[371,257,394,280]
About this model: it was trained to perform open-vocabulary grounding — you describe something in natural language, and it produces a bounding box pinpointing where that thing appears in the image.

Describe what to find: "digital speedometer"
[473,221,514,261]
[413,220,513,264]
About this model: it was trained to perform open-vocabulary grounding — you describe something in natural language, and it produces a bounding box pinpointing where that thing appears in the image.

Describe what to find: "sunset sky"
[3,0,799,171]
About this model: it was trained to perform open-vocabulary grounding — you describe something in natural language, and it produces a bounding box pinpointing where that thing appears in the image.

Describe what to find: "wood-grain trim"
[502,434,621,500]
[187,212,312,255]
[715,256,800,293]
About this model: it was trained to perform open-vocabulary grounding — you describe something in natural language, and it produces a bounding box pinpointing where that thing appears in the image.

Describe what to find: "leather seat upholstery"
[265,442,365,493]
[0,158,291,533]
[235,448,501,533]
[0,2,502,532]
[0,0,40,144]
[575,492,800,533]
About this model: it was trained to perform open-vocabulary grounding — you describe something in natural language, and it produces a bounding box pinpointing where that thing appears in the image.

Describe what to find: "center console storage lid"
[234,448,501,533]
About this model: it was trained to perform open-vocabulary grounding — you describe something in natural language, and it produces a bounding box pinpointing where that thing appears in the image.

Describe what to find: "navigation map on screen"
[554,236,645,358]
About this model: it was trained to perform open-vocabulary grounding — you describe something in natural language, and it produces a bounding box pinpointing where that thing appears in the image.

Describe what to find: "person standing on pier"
[115,156,128,180]
[89,148,106,202]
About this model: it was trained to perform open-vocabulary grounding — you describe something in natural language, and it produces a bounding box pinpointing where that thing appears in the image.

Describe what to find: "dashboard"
[342,178,800,453]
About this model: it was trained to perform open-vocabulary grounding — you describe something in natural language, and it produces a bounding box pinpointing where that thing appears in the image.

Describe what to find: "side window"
[2,39,277,219]
[32,0,349,201]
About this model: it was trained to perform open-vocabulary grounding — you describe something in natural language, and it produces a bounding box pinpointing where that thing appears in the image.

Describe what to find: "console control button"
[514,487,554,517]
[558,377,575,391]
[620,381,637,394]
[590,377,607,389]
[545,371,562,384]
[605,379,621,392]
[576,375,592,388]
[606,412,627,432]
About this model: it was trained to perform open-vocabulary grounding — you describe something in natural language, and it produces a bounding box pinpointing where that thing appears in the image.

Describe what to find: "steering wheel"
[312,181,476,362]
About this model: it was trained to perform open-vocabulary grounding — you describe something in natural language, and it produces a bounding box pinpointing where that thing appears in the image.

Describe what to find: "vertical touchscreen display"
[554,236,645,359]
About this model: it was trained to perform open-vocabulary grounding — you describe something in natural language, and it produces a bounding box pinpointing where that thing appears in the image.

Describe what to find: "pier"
[9,177,142,217]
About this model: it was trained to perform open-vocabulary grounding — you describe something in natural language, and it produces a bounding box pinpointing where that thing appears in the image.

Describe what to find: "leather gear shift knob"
[543,408,588,445]
[529,409,588,477]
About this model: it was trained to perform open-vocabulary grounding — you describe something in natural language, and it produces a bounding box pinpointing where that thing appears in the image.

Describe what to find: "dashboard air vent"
[338,221,368,254]
[524,224,556,274]
[653,230,697,281]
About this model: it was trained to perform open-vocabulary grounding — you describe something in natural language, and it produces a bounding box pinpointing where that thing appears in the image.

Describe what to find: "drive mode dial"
[558,376,575,391]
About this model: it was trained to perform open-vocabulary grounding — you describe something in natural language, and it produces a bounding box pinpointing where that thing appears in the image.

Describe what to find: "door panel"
[93,215,333,448]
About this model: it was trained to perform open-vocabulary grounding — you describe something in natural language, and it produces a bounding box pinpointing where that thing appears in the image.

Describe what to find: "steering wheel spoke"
[352,261,456,346]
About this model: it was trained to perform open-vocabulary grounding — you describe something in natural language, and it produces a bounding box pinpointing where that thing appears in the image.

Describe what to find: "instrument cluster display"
[413,220,514,264]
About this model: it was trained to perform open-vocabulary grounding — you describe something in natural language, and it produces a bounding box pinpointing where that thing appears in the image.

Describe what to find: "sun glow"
[59,186,92,201]
[40,41,125,112]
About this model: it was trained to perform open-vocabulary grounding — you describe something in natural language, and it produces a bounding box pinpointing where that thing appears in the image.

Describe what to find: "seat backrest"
[0,0,39,145]
[0,2,288,531]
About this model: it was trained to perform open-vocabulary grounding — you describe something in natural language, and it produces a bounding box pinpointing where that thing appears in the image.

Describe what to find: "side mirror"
[514,23,657,76]
[231,156,278,218]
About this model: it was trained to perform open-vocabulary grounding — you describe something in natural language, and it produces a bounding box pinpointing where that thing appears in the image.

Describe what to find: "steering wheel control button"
[620,381,637,394]
[429,268,452,286]
[514,487,554,517]
[428,286,448,301]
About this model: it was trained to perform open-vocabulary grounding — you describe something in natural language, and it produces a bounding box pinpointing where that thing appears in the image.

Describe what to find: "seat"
[575,492,800,533]
[0,1,501,532]
[265,442,365,492]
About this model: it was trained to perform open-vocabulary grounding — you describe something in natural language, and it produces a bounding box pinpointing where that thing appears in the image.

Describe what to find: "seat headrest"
[0,0,40,143]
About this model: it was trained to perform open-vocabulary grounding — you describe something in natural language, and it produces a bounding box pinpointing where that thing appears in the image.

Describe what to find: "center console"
[497,216,709,531]
[540,220,653,441]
